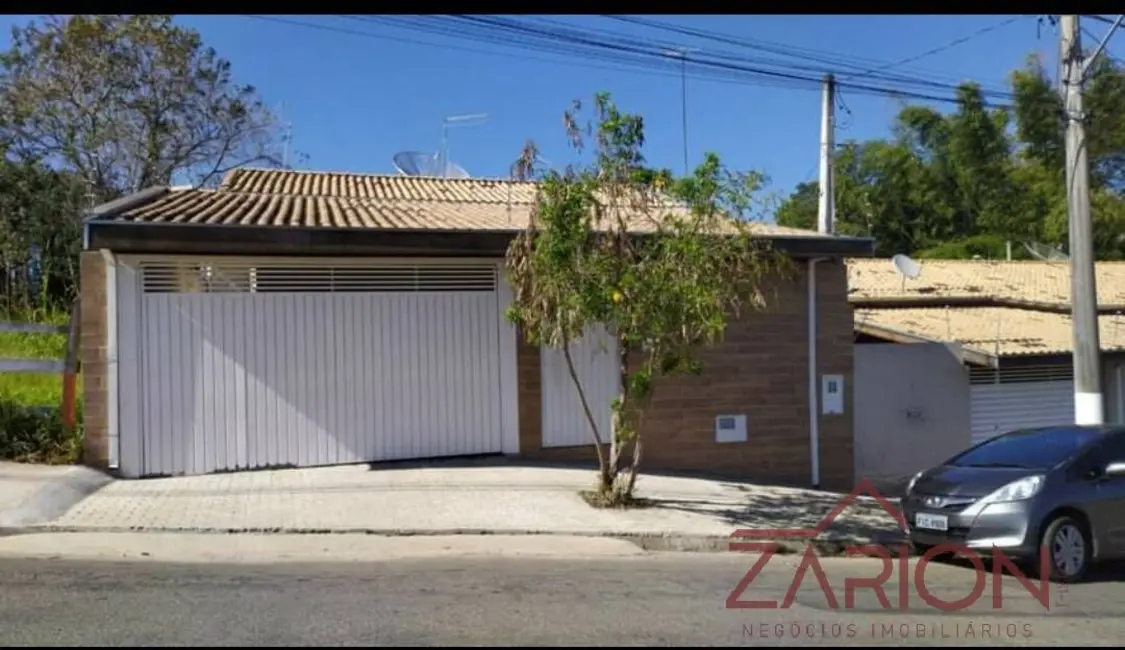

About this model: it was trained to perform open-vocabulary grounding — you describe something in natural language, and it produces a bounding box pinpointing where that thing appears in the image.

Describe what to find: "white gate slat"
[341,294,359,465]
[970,380,1076,445]
[409,294,423,458]
[184,297,203,475]
[469,296,487,454]
[232,296,249,469]
[439,299,455,457]
[285,295,301,468]
[141,296,155,473]
[482,295,502,453]
[168,296,185,476]
[336,296,353,465]
[415,295,433,458]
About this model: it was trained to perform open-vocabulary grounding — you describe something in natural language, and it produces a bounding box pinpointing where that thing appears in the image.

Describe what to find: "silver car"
[901,425,1125,583]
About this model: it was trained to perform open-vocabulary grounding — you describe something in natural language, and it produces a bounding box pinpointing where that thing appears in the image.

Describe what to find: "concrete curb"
[0,467,113,529]
[18,524,901,556]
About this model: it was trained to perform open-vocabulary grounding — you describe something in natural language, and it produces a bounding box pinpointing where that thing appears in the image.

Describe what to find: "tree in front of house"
[504,92,787,505]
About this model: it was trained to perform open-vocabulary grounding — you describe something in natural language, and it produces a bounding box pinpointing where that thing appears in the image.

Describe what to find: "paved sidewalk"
[38,462,901,548]
[0,462,112,529]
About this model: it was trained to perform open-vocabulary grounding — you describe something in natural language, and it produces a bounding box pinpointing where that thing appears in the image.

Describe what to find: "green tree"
[0,14,288,201]
[505,93,786,504]
[0,151,86,312]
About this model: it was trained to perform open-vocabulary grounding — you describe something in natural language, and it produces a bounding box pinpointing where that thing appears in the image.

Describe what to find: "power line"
[240,15,746,87]
[841,16,1025,81]
[376,15,1017,107]
[600,15,1014,97]
[246,14,1020,111]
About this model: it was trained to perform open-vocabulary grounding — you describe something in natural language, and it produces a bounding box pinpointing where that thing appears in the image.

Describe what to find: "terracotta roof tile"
[856,307,1125,357]
[847,257,1125,308]
[97,168,853,239]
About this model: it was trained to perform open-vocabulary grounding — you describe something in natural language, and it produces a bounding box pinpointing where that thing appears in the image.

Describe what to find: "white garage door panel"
[137,261,504,476]
[970,380,1075,446]
[141,294,249,475]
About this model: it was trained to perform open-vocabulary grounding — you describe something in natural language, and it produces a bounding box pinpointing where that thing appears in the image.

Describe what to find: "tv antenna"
[891,253,922,291]
[440,112,489,178]
[1022,241,1069,261]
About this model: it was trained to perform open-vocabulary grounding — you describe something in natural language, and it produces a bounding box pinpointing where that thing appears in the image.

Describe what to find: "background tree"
[505,93,786,505]
[775,51,1125,261]
[0,14,289,313]
[0,14,287,202]
[0,152,86,312]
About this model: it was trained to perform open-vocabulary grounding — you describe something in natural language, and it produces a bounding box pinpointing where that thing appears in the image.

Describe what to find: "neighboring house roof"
[847,258,1125,363]
[848,258,1125,310]
[855,306,1125,360]
[90,168,834,239]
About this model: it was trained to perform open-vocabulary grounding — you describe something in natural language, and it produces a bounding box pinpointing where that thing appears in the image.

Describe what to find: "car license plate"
[915,513,948,531]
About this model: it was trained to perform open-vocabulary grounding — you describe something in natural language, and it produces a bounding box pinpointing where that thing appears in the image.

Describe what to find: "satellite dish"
[1023,241,1069,261]
[440,159,471,179]
[393,151,472,179]
[891,254,922,279]
[393,151,436,176]
[393,113,486,179]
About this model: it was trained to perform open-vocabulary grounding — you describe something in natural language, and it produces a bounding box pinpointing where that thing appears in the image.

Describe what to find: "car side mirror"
[1104,462,1125,478]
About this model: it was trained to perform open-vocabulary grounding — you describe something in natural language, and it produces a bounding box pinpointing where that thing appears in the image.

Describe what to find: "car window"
[950,427,1104,470]
[1098,435,1125,464]
[1066,434,1125,479]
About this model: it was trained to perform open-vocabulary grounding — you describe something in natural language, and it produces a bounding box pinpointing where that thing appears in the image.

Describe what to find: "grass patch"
[0,308,75,407]
[0,308,82,463]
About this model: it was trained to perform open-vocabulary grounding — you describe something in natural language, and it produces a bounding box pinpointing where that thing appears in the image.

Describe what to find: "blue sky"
[1,15,1108,201]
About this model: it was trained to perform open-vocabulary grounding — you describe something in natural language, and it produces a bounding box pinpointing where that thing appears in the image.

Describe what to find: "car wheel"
[1039,515,1092,583]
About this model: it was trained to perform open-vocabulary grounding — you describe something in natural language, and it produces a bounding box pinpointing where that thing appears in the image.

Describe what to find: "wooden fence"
[0,301,81,430]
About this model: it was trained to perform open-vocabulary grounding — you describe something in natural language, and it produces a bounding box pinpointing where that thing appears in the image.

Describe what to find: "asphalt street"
[0,549,1122,646]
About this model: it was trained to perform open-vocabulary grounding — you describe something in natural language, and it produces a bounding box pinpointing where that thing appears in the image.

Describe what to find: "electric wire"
[243,14,1045,112]
[840,16,1024,81]
[344,14,1018,107]
[600,15,1015,97]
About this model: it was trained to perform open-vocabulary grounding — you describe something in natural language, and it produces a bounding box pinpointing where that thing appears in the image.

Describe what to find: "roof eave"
[83,186,172,224]
[86,218,877,259]
[855,321,998,368]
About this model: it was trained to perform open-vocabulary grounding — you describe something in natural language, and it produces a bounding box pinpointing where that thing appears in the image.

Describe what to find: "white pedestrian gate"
[132,260,506,476]
[969,366,1076,446]
[540,326,620,448]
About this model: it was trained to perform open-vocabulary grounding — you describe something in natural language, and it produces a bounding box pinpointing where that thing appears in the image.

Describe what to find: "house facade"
[80,168,875,489]
[848,257,1125,488]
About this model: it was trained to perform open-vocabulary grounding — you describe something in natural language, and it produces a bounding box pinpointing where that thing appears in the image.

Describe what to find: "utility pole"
[817,73,836,235]
[1060,15,1123,425]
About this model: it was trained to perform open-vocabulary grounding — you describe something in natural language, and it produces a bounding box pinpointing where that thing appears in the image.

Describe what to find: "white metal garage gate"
[969,365,1075,445]
[123,258,512,477]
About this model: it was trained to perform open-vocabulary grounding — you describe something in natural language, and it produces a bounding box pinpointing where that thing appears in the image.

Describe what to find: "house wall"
[517,260,856,491]
[1104,355,1125,425]
[853,342,970,493]
[79,251,110,470]
[80,249,857,488]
